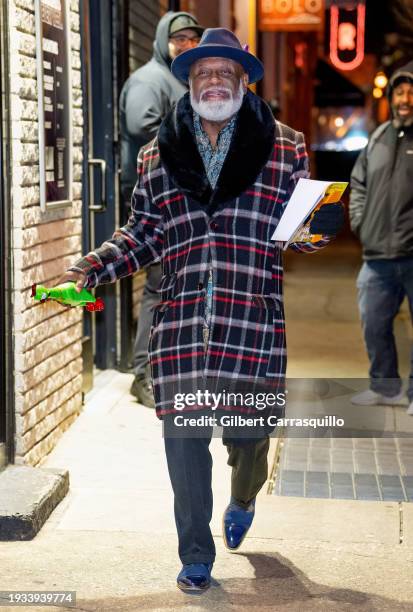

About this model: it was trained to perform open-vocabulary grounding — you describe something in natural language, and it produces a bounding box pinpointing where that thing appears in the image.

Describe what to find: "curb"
[0,465,69,540]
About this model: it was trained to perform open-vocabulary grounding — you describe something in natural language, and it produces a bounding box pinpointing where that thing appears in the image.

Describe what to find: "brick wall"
[9,0,84,466]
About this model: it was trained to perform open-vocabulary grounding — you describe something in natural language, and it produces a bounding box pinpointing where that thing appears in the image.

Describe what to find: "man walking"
[119,11,204,408]
[60,29,343,592]
[350,61,413,413]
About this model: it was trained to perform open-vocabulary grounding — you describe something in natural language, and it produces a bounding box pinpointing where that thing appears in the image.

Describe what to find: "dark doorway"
[116,0,135,372]
[80,0,119,388]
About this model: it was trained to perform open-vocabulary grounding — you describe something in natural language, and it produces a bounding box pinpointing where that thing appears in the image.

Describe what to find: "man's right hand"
[56,270,87,293]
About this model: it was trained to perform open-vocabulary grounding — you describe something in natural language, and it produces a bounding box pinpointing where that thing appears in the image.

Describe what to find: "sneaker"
[351,389,405,406]
[130,373,155,409]
[407,401,413,416]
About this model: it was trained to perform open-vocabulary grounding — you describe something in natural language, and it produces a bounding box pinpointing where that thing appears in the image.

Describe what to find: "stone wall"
[9,0,84,465]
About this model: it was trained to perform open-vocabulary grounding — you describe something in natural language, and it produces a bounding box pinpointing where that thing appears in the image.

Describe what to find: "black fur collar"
[157,90,275,213]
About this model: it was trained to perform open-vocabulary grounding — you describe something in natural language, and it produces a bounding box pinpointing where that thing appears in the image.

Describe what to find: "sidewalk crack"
[399,501,404,544]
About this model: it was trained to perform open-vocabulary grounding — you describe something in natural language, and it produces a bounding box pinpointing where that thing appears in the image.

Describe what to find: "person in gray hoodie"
[119,12,204,407]
[349,60,413,413]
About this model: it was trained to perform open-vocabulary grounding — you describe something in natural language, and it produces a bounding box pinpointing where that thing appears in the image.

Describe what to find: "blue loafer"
[223,497,255,550]
[177,563,213,593]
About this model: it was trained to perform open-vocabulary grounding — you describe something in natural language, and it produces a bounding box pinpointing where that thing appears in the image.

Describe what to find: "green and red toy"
[31,282,104,312]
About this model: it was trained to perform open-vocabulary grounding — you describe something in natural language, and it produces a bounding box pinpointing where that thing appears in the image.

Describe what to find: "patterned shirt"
[193,112,237,335]
[193,112,237,189]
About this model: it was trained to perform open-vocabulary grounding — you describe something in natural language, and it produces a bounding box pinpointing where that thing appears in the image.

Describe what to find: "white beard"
[190,81,245,122]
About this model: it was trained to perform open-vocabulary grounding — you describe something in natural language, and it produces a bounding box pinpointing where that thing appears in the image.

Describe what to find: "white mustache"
[200,87,232,101]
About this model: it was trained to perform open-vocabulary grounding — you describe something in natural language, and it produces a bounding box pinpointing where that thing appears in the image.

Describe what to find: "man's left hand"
[309,203,345,236]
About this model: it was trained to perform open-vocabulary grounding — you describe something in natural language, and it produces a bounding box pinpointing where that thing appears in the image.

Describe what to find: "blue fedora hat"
[171,28,264,84]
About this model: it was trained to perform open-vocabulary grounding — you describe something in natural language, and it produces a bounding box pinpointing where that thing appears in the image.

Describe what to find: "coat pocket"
[149,272,178,322]
[149,274,178,352]
[156,272,178,301]
[251,294,280,312]
[251,294,284,377]
[148,299,173,366]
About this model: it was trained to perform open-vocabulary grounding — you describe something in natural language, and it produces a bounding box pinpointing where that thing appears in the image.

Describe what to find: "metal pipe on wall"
[0,0,15,465]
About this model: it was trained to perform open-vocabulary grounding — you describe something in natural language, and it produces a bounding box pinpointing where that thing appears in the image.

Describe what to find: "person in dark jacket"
[119,11,204,408]
[350,60,413,413]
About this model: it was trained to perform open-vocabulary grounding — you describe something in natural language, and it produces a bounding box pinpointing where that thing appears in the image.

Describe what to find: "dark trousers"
[357,258,413,400]
[133,263,162,376]
[164,428,270,565]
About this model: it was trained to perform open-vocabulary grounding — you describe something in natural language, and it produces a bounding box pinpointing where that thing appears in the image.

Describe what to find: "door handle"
[88,158,107,212]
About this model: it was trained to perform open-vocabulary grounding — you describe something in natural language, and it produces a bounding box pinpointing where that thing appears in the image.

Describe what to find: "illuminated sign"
[295,42,307,69]
[329,1,365,71]
[338,22,356,50]
[259,0,324,32]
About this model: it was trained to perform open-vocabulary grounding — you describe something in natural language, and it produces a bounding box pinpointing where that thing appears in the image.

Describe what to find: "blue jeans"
[357,258,413,400]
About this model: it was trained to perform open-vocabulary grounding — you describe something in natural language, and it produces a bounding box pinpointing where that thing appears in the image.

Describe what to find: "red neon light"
[295,42,307,69]
[330,3,365,71]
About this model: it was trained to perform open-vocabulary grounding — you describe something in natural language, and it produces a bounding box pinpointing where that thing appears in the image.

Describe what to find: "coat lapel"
[157,90,276,214]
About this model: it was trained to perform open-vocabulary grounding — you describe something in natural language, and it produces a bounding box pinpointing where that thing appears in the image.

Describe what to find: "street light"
[374,72,388,89]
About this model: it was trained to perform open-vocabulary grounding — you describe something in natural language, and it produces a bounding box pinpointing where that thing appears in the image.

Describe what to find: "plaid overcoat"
[71,91,330,419]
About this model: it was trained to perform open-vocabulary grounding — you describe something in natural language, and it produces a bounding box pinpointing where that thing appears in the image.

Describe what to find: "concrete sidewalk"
[1,369,413,611]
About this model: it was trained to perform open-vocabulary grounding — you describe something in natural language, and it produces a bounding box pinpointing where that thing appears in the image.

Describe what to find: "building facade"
[0,0,173,468]
[1,0,84,467]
